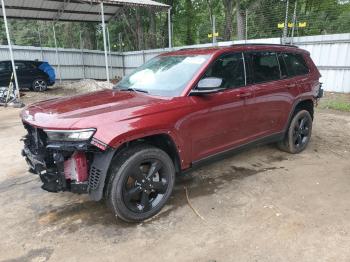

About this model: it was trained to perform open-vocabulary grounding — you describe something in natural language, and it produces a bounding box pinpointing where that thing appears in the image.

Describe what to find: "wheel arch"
[111,133,182,174]
[88,132,183,202]
[294,99,314,120]
[284,97,315,132]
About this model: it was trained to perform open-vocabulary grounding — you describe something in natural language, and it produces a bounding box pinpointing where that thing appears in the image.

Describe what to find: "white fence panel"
[0,33,349,92]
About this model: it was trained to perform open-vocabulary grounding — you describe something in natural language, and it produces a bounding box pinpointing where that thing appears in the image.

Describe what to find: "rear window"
[281,53,309,77]
[247,52,280,84]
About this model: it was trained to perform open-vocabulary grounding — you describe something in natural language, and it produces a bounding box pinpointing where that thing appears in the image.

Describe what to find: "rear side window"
[204,53,245,89]
[247,52,280,84]
[281,53,309,76]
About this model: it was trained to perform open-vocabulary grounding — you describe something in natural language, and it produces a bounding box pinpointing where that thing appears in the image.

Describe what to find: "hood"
[21,89,168,129]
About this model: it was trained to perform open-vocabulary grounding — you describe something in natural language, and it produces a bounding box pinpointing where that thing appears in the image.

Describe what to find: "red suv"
[21,44,323,222]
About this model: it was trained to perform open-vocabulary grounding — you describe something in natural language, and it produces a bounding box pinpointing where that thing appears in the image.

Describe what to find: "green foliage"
[0,0,349,51]
[321,100,350,111]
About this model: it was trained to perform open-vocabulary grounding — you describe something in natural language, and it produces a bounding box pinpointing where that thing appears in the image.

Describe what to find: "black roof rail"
[178,43,299,51]
[230,43,299,48]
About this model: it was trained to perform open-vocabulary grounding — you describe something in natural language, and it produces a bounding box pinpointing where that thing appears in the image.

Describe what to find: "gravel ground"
[0,85,350,262]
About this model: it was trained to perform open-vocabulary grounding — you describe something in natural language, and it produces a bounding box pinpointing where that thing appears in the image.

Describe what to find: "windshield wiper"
[118,87,149,93]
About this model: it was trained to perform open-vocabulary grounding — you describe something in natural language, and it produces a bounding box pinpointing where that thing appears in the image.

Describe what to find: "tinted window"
[249,52,280,83]
[204,53,245,89]
[282,53,309,76]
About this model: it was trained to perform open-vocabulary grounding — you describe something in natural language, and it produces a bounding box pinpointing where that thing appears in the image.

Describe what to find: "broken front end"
[21,123,114,200]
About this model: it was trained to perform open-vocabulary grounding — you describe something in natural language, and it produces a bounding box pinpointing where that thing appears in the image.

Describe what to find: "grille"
[23,123,47,154]
[88,166,102,190]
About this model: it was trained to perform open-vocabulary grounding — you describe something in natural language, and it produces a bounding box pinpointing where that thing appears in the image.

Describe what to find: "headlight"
[44,128,96,142]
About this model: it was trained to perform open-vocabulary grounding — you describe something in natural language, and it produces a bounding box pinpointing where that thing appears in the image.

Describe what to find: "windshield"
[115,54,210,97]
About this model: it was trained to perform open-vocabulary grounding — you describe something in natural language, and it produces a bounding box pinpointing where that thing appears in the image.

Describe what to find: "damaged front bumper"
[21,123,114,200]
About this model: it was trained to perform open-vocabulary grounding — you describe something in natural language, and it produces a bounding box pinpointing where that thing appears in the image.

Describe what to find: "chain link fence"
[173,0,350,46]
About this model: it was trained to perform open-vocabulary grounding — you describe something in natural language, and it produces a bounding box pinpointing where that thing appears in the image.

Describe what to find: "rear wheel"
[278,110,313,154]
[106,145,175,222]
[31,79,47,92]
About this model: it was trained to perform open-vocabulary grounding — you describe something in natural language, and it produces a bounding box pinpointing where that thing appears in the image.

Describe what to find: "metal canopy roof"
[0,0,172,104]
[0,0,170,22]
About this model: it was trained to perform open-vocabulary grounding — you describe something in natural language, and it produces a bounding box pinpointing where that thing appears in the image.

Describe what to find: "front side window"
[282,53,309,77]
[116,54,210,97]
[203,53,245,89]
[248,52,280,84]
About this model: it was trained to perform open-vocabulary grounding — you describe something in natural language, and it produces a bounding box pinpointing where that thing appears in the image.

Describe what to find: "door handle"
[286,83,297,88]
[236,92,252,98]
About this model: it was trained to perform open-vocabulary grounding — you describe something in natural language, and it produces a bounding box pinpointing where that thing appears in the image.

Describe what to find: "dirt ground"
[1,85,350,262]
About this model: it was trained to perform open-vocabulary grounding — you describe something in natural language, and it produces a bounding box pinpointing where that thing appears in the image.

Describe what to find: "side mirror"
[190,77,224,95]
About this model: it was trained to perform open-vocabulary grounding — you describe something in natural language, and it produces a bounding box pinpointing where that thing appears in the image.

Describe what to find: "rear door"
[244,51,295,138]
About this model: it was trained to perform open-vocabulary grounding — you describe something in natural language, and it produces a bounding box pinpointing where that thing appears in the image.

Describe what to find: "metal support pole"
[122,53,125,77]
[245,9,248,42]
[212,15,216,44]
[118,32,123,52]
[282,0,289,44]
[52,24,62,83]
[1,0,20,100]
[291,0,297,44]
[38,29,44,60]
[168,8,172,48]
[107,26,113,78]
[100,2,110,83]
[79,31,86,79]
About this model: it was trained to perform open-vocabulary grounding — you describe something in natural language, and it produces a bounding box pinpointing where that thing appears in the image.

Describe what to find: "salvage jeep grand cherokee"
[21,44,323,222]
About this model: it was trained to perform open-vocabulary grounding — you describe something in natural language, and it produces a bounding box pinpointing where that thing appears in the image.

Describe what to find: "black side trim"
[88,149,115,201]
[184,132,284,174]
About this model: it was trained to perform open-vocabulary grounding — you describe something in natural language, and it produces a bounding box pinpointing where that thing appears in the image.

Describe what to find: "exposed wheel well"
[294,99,314,119]
[113,134,181,174]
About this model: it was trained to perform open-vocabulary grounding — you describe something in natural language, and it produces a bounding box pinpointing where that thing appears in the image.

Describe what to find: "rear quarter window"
[281,53,309,77]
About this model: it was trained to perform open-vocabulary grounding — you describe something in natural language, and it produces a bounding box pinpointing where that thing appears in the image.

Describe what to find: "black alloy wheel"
[123,158,169,213]
[106,145,175,222]
[292,114,311,149]
[32,79,48,92]
[278,109,313,154]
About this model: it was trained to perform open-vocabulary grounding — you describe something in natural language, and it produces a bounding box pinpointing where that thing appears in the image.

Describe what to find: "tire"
[31,79,48,92]
[278,110,313,154]
[106,145,175,222]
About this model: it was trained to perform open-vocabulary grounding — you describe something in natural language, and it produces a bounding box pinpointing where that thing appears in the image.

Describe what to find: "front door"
[189,52,254,161]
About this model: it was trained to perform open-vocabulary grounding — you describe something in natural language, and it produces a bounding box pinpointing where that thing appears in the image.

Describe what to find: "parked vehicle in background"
[21,44,323,222]
[0,60,55,91]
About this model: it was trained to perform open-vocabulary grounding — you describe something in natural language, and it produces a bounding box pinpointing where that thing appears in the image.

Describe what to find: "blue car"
[0,60,56,92]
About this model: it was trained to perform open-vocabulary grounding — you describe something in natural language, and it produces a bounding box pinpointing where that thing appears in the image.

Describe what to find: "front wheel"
[278,110,313,154]
[106,145,175,222]
[31,79,48,92]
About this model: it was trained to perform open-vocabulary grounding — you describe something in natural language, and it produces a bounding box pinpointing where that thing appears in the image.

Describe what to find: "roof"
[0,0,170,22]
[163,44,305,56]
